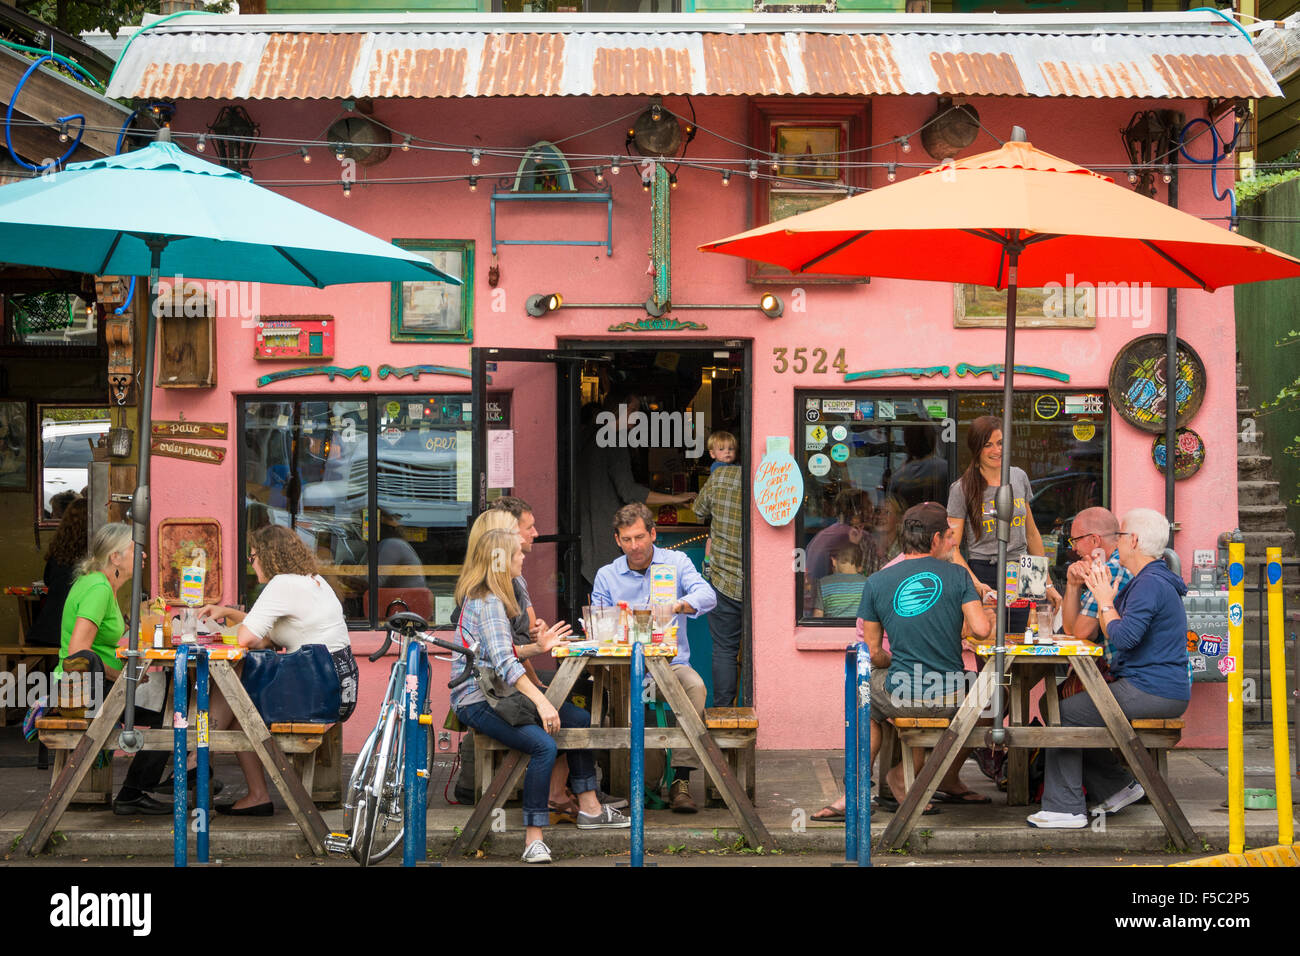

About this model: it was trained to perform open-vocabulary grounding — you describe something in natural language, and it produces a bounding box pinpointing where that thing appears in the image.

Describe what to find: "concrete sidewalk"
[1,726,1294,863]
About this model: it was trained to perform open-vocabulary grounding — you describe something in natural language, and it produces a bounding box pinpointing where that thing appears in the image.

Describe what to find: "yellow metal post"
[1228,542,1246,855]
[1265,547,1294,845]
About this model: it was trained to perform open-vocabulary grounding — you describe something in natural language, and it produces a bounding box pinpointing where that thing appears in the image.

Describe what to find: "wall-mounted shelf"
[489,190,614,257]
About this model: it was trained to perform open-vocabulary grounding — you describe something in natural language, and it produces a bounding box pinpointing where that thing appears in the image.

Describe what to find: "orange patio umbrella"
[701,129,1300,737]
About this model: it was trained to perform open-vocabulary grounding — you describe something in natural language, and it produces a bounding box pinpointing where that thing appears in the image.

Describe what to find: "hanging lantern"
[208,106,260,174]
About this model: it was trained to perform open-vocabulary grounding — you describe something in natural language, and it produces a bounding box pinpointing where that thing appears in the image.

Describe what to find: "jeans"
[709,591,744,708]
[1040,677,1187,815]
[456,700,599,828]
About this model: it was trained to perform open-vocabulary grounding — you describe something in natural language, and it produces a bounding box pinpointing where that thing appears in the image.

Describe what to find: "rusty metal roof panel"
[106,22,1281,101]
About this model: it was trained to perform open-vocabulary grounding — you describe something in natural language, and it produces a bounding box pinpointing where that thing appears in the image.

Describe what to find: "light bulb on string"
[58,122,69,143]
[402,135,412,151]
[595,166,605,184]
[300,147,311,164]
[897,136,911,154]
[886,162,897,183]
[342,180,351,198]
[196,133,206,152]
[468,176,478,192]
[471,149,482,167]
[1127,169,1138,185]
[669,172,678,190]
[722,169,731,186]
[610,156,621,175]
[642,177,652,192]
[770,154,780,173]
[1162,165,1173,183]
[748,160,758,180]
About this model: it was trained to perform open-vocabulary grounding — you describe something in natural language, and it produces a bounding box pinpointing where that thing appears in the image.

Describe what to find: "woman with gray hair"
[1028,508,1190,829]
[57,522,181,815]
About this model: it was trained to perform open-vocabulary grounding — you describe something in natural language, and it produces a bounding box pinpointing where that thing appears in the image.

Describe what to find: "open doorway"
[470,340,752,707]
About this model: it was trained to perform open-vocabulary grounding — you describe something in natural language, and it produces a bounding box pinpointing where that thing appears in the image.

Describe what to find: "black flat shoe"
[216,801,273,817]
[113,792,174,816]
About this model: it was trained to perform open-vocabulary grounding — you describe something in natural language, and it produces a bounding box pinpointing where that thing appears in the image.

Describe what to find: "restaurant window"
[37,404,110,527]
[238,393,511,629]
[748,98,870,284]
[794,389,1109,625]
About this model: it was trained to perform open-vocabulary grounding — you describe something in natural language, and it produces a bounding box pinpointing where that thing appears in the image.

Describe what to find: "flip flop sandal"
[874,794,941,816]
[933,790,993,804]
[811,805,846,822]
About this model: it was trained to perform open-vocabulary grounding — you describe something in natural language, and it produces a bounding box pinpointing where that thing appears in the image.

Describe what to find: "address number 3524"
[772,347,848,375]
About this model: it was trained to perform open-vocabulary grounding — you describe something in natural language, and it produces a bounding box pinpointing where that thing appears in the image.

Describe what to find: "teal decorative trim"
[379,364,469,380]
[845,366,950,381]
[651,164,671,312]
[608,317,707,332]
[256,365,370,387]
[955,363,1070,383]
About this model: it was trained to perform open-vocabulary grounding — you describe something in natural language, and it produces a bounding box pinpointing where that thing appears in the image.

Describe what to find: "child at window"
[813,544,869,618]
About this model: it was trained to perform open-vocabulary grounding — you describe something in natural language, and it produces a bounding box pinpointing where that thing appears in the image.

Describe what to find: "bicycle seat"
[386,610,429,633]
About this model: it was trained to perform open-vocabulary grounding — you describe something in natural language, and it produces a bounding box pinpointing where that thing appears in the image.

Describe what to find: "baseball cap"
[902,501,949,542]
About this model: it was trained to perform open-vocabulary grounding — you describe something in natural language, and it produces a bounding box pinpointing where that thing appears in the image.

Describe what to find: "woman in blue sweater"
[1028,508,1189,829]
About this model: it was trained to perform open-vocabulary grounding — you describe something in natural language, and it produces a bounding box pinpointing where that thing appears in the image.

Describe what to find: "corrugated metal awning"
[104,12,1281,101]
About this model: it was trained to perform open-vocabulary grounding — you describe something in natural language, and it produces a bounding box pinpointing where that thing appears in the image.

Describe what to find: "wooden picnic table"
[878,639,1197,852]
[2,585,56,727]
[449,642,773,855]
[17,643,331,857]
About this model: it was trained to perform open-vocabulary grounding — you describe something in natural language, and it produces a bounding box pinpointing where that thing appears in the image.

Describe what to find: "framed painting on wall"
[390,239,474,343]
[158,517,223,606]
[954,283,1098,329]
[0,400,28,492]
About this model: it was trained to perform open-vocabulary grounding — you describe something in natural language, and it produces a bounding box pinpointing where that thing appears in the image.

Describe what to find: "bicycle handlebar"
[375,610,476,689]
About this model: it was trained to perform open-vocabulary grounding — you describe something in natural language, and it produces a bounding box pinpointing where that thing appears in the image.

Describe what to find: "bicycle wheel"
[345,719,384,865]
[366,705,407,864]
[356,702,403,866]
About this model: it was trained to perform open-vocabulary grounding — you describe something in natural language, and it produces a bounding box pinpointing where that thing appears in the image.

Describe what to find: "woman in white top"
[199,525,356,815]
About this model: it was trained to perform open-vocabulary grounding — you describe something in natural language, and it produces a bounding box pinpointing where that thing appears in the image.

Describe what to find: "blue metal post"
[172,645,188,868]
[195,648,210,864]
[843,648,856,862]
[630,642,645,868]
[403,638,429,867]
[854,643,872,867]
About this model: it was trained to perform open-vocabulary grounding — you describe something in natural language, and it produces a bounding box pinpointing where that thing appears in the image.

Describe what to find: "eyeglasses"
[1068,531,1116,551]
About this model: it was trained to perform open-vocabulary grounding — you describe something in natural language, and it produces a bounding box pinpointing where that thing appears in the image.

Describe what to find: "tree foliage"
[14,1,232,39]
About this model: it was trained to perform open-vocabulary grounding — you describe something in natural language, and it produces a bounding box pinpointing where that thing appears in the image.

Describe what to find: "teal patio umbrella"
[0,130,457,745]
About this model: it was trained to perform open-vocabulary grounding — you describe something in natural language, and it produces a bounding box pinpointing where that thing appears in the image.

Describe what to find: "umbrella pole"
[120,238,166,752]
[990,248,1020,746]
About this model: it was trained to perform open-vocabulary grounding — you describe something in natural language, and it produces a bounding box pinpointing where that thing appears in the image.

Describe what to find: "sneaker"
[1093,781,1145,815]
[1026,810,1088,829]
[521,839,552,863]
[668,779,698,814]
[576,804,632,829]
[596,789,629,811]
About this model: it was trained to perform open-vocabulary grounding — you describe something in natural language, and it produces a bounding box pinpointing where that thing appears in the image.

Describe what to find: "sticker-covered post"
[195,648,210,864]
[1265,547,1293,845]
[843,647,857,862]
[172,644,189,868]
[402,635,431,867]
[854,642,872,867]
[1227,542,1245,855]
[631,640,646,868]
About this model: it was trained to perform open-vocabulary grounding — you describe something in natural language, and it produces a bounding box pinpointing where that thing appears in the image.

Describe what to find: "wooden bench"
[34,717,342,806]
[0,644,59,728]
[473,706,759,803]
[886,716,1185,791]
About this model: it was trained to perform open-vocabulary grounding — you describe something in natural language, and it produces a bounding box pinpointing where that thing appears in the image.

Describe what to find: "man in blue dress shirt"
[592,502,717,812]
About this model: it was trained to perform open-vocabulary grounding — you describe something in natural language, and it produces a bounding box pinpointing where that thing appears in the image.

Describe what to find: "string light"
[595,166,605,184]
[642,176,652,192]
[1127,169,1138,185]
[468,176,478,192]
[195,133,206,152]
[770,154,780,172]
[669,172,678,190]
[722,169,731,186]
[897,136,911,154]
[342,180,351,198]
[300,146,311,164]
[748,160,758,180]
[886,162,897,182]
[57,121,69,143]
[402,135,412,151]
[1162,165,1173,183]
[470,148,481,166]
[610,156,621,175]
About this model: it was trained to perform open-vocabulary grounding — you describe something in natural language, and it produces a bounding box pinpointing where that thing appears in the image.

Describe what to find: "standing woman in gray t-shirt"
[945,415,1060,633]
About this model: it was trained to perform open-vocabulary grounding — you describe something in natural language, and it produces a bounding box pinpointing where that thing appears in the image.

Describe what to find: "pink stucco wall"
[149,94,1238,752]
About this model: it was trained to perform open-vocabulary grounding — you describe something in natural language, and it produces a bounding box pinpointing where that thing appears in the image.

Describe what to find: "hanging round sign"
[1108,334,1206,433]
[754,446,804,527]
[1151,427,1206,480]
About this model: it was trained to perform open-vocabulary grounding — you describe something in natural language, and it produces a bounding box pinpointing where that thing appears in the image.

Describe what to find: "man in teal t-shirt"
[857,502,992,807]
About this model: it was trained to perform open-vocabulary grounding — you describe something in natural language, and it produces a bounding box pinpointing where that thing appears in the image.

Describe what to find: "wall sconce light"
[1120,110,1176,199]
[526,293,563,317]
[208,105,260,174]
[759,293,784,318]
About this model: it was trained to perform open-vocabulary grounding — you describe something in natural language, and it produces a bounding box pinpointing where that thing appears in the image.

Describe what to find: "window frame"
[748,97,871,285]
[793,387,1111,626]
[237,392,503,630]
